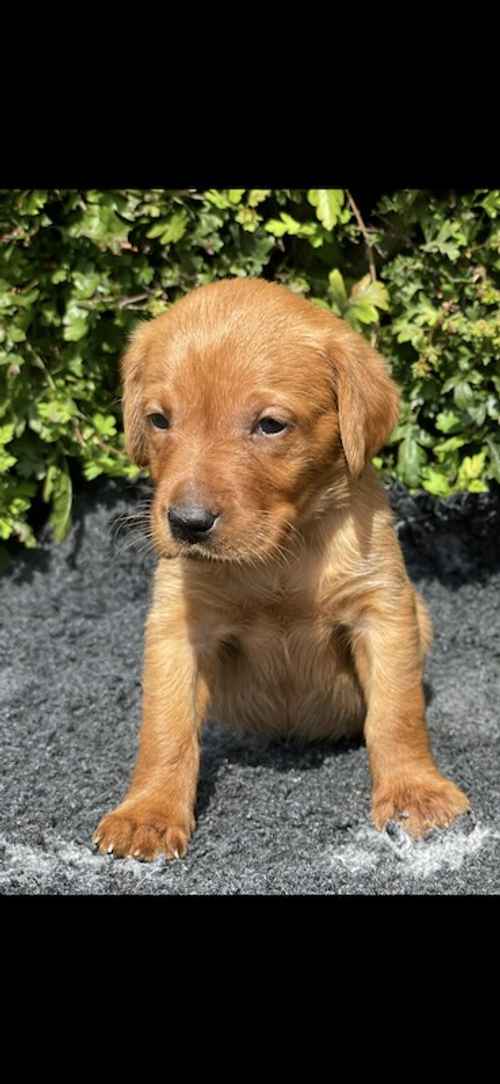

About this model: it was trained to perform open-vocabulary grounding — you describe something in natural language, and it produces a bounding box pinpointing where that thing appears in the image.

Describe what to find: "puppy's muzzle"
[167,503,220,544]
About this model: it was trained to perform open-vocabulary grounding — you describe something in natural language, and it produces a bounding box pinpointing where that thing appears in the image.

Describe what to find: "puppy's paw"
[93,802,195,861]
[372,775,470,840]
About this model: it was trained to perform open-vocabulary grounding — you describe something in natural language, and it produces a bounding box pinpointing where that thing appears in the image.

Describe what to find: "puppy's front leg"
[94,612,208,861]
[353,586,470,839]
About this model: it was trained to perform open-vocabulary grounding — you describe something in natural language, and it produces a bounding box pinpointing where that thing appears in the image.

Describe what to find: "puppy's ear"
[328,323,400,477]
[120,321,151,467]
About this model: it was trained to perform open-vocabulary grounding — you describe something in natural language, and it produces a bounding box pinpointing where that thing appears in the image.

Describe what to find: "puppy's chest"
[222,606,334,669]
[203,600,360,735]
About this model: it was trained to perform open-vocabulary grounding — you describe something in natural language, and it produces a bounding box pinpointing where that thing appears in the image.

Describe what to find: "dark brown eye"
[255,417,288,436]
[148,413,169,430]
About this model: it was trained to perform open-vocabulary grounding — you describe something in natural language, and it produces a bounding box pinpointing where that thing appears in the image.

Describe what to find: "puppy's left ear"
[120,321,151,467]
[328,323,400,477]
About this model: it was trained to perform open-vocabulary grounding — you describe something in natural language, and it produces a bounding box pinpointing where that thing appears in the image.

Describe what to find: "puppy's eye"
[255,417,288,436]
[148,413,169,430]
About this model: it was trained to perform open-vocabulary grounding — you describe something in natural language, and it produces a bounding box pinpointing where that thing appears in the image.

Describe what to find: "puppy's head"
[121,278,399,562]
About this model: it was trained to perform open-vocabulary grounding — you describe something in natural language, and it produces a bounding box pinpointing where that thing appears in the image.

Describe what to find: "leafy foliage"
[376,190,500,497]
[0,187,498,555]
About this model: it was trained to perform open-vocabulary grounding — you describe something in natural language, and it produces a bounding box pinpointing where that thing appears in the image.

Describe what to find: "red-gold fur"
[94,278,469,860]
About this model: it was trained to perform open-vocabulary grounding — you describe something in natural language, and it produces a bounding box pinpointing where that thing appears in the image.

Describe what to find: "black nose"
[167,503,219,543]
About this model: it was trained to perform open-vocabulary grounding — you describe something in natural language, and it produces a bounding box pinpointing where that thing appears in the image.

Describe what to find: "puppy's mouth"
[160,535,230,562]
[162,538,276,565]
[171,533,298,566]
[154,508,300,565]
[177,542,242,563]
[180,544,216,561]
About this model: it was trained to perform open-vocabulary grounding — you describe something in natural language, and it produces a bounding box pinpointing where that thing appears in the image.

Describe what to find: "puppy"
[93,277,470,861]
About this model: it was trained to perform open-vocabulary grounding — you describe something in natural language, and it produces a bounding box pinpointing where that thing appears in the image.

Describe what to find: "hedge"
[1,188,499,556]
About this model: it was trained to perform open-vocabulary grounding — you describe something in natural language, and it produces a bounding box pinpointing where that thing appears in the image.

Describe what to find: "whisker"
[109,496,157,562]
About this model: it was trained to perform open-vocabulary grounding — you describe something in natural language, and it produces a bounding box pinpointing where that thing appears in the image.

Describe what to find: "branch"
[76,292,152,311]
[346,191,377,283]
[117,292,151,309]
[346,191,379,346]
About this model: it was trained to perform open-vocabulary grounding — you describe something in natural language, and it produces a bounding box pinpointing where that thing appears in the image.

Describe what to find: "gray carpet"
[1,479,499,895]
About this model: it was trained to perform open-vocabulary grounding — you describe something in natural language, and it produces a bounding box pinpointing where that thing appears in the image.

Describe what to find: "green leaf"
[12,287,40,308]
[38,399,76,425]
[421,467,452,497]
[467,401,487,426]
[441,373,462,394]
[0,518,13,540]
[72,270,101,299]
[421,218,467,261]
[457,451,487,489]
[415,428,435,448]
[467,479,489,492]
[347,301,379,326]
[204,190,232,210]
[351,276,390,312]
[12,519,37,547]
[345,275,390,328]
[433,436,467,460]
[485,393,499,420]
[63,303,89,342]
[264,214,322,244]
[22,190,48,215]
[68,200,130,252]
[51,268,68,284]
[9,327,27,343]
[394,320,424,348]
[228,190,245,204]
[83,461,104,480]
[43,464,59,502]
[435,410,462,433]
[64,318,88,342]
[235,207,260,233]
[146,221,168,239]
[0,450,17,471]
[48,466,73,542]
[453,381,474,410]
[386,422,408,445]
[486,438,500,482]
[481,191,500,219]
[0,423,15,446]
[307,190,345,231]
[146,210,188,245]
[265,214,300,237]
[310,298,332,311]
[248,190,271,208]
[328,269,347,309]
[93,413,117,437]
[397,426,427,487]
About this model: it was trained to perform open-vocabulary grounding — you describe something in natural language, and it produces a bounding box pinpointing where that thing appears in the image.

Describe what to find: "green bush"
[0,187,499,556]
[377,190,500,496]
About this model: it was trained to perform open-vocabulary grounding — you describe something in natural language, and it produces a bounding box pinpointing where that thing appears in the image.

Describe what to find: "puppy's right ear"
[120,322,151,467]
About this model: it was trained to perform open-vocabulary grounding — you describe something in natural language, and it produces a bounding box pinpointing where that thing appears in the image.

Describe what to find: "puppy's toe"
[372,775,470,840]
[93,811,136,858]
[93,804,193,861]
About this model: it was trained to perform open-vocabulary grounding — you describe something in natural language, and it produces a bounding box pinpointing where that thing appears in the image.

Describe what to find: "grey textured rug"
[1,479,499,895]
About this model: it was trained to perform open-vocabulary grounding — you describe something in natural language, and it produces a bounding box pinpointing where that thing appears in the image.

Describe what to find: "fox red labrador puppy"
[93,277,469,860]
